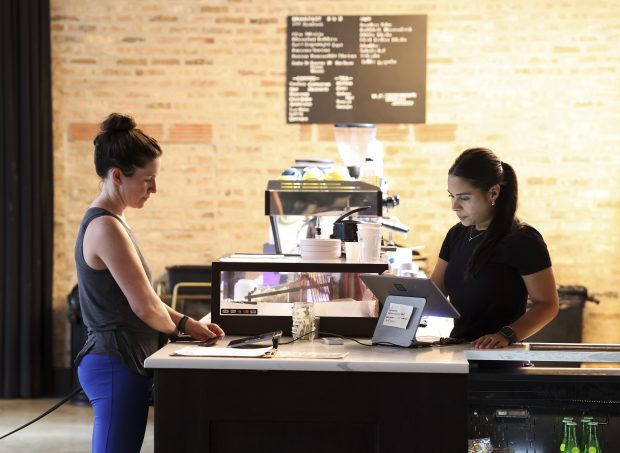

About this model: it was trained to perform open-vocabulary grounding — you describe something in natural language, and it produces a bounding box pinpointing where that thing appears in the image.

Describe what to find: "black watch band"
[177,315,190,334]
[498,326,518,345]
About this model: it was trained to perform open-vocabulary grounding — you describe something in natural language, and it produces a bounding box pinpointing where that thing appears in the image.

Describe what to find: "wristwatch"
[498,326,518,345]
[177,315,190,334]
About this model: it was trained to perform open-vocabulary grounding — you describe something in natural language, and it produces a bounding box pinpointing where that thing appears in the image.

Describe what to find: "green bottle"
[560,418,574,452]
[580,417,594,450]
[564,422,581,453]
[584,421,602,453]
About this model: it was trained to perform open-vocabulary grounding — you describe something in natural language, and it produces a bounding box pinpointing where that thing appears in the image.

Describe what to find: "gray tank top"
[74,207,164,376]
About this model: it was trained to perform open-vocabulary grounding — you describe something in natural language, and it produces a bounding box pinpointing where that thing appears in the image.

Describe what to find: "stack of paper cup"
[357,223,382,262]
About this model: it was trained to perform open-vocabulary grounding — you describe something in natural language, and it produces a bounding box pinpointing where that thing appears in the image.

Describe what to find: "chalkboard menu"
[286,15,427,124]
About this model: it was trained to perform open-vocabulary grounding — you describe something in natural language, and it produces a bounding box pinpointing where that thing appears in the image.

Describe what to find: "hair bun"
[101,113,136,133]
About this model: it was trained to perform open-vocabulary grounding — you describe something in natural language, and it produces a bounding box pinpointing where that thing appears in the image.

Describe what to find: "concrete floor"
[0,397,154,452]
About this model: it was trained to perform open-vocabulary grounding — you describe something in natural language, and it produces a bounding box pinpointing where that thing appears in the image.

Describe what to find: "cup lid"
[357,223,381,229]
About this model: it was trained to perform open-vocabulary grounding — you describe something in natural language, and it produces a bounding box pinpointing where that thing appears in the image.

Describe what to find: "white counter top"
[144,337,470,374]
[465,342,620,363]
[145,339,620,374]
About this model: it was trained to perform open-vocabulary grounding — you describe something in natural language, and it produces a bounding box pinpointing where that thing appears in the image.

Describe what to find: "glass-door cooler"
[468,368,620,452]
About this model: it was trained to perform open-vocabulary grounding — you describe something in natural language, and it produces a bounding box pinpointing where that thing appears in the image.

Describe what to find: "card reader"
[227,331,282,349]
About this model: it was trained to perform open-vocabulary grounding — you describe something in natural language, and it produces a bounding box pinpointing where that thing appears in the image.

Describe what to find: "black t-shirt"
[439,223,551,341]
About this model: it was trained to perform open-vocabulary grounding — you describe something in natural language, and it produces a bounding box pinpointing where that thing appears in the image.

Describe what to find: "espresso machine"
[265,124,409,254]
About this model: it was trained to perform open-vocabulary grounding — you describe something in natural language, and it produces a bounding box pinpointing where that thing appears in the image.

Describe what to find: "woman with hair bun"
[430,148,559,349]
[74,113,224,452]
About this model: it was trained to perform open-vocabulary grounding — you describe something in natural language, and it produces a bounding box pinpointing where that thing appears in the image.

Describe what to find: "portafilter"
[330,206,370,242]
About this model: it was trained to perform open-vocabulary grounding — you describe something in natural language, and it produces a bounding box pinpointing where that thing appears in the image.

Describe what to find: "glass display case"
[468,370,620,452]
[211,254,388,336]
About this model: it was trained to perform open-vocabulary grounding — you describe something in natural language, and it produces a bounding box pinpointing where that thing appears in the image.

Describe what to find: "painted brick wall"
[50,0,620,366]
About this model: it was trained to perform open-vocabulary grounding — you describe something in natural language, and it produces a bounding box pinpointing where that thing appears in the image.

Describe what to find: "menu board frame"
[286,15,427,124]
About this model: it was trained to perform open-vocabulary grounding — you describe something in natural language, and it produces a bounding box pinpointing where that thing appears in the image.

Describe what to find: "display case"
[468,369,620,452]
[211,254,388,336]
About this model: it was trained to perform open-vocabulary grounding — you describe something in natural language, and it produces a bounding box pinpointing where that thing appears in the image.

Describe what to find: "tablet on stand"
[371,295,427,347]
[361,275,461,348]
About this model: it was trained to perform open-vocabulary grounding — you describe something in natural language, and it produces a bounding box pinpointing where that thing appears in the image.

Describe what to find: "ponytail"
[469,161,520,276]
[448,148,521,277]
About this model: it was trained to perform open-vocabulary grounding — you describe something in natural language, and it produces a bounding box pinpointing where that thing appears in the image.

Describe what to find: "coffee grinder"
[333,123,377,180]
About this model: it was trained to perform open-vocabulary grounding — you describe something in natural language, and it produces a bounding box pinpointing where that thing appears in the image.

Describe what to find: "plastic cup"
[357,228,381,262]
[291,302,317,340]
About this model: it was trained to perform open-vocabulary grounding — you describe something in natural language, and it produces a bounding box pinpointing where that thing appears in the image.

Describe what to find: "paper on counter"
[172,346,273,357]
[171,347,349,360]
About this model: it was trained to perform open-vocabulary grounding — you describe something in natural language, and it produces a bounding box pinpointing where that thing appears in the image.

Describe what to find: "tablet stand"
[371,295,427,347]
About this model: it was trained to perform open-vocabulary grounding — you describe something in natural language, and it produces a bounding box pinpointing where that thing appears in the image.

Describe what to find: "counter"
[145,340,620,374]
[146,338,469,453]
[145,340,620,452]
[145,338,469,374]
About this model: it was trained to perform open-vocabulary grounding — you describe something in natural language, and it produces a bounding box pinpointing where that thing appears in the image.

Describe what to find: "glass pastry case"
[211,254,388,336]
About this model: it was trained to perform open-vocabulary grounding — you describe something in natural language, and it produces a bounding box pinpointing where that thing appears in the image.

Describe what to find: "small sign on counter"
[382,302,414,329]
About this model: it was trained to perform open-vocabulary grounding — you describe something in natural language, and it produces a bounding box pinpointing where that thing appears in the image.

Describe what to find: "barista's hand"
[471,333,509,349]
[184,318,225,343]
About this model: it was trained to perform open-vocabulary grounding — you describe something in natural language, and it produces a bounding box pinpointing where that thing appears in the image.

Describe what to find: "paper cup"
[344,241,360,262]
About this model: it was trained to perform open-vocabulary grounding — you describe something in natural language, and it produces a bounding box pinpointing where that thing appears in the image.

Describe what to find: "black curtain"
[0,0,54,397]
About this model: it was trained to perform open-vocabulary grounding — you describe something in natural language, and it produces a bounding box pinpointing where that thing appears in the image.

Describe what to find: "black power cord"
[280,331,467,348]
[280,330,436,348]
[0,386,84,441]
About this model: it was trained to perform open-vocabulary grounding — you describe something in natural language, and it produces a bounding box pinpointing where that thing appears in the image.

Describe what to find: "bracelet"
[177,315,190,334]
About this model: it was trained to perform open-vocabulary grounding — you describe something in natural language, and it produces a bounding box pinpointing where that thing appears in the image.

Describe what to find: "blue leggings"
[78,354,149,453]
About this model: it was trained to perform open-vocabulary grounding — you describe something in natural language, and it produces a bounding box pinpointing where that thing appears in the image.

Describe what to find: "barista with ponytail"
[430,148,559,349]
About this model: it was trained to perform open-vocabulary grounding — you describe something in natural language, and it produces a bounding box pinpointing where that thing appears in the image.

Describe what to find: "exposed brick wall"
[51,0,620,366]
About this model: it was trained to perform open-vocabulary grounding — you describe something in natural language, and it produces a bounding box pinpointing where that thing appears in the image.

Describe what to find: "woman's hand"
[471,333,509,349]
[184,318,225,343]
